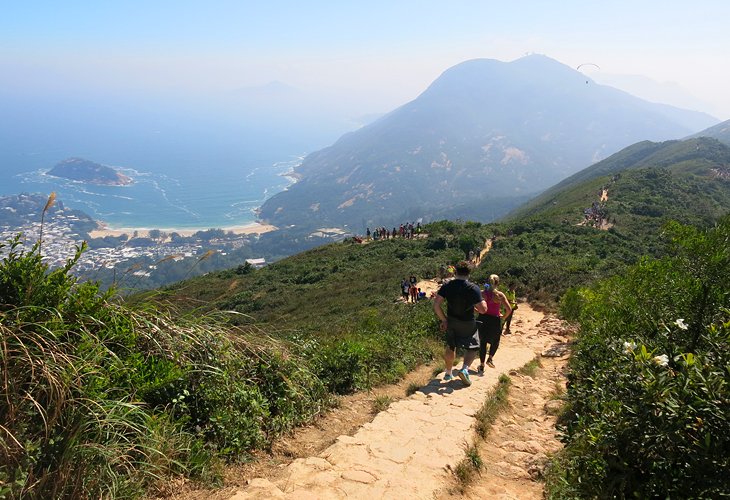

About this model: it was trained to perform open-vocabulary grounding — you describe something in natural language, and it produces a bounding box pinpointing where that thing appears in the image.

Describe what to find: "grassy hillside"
[690,117,730,144]
[511,136,730,220]
[159,226,474,330]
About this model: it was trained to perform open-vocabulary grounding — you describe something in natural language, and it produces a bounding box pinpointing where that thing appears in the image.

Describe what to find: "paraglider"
[577,63,600,84]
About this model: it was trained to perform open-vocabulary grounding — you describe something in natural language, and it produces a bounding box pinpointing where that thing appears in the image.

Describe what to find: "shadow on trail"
[417,374,475,396]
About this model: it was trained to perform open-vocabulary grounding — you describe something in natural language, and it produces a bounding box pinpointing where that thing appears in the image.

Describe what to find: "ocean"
[1,139,305,230]
[4,155,301,230]
[0,91,350,230]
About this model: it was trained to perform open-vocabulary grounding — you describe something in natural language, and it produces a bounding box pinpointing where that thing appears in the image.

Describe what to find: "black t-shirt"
[437,278,482,321]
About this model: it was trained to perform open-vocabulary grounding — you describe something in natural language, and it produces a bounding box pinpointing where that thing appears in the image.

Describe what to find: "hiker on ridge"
[401,278,410,302]
[433,261,488,386]
[477,274,512,370]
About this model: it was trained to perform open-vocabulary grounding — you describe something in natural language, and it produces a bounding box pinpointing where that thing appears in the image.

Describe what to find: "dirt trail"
[477,237,493,264]
[227,304,568,499]
[413,237,494,298]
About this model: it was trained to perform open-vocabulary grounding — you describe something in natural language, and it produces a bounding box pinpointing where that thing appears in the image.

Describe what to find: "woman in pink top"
[476,274,512,370]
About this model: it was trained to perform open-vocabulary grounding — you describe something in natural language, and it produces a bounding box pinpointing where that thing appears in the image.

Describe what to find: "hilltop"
[259,55,718,232]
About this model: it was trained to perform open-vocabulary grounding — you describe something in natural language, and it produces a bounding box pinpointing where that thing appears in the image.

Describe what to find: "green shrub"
[0,238,331,497]
[549,218,730,498]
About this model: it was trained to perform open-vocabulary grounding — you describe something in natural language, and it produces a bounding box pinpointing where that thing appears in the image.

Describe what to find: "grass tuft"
[517,356,542,378]
[453,444,483,492]
[405,382,422,396]
[371,395,394,414]
[474,373,512,439]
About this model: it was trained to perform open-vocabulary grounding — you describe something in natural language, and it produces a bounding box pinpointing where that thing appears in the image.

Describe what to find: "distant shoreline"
[89,221,278,239]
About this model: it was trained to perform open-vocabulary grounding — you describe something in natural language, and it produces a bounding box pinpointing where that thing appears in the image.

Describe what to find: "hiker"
[433,261,489,386]
[401,278,410,302]
[502,285,518,335]
[409,282,418,303]
[477,274,512,370]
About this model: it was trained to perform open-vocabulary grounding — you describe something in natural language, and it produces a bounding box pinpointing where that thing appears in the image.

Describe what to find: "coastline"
[89,221,278,239]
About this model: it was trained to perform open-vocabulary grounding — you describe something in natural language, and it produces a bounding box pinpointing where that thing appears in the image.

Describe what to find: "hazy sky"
[3,0,730,120]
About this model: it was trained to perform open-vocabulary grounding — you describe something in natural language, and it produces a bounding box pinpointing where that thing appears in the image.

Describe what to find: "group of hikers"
[367,222,421,240]
[432,260,518,386]
[401,275,428,303]
[583,200,610,228]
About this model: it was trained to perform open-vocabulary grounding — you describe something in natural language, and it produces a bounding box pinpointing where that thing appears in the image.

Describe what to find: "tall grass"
[0,237,331,498]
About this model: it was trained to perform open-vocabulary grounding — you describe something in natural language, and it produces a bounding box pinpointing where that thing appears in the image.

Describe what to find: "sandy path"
[229,304,561,499]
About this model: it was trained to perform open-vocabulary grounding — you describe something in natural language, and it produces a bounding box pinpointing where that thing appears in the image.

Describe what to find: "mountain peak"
[259,56,720,232]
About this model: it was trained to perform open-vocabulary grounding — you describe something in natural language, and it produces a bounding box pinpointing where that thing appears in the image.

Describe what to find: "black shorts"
[445,318,480,351]
[477,314,501,344]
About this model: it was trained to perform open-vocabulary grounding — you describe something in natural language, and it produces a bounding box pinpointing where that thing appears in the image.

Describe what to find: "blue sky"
[3,0,730,118]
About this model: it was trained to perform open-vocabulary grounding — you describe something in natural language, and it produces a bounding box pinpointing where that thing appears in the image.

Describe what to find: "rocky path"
[446,347,568,498]
[228,305,569,499]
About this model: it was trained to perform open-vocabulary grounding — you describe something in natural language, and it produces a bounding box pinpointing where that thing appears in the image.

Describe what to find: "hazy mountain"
[689,118,730,145]
[259,55,719,232]
[590,72,717,120]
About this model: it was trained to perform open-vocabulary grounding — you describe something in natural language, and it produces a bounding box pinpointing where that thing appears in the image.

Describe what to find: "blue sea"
[3,154,302,230]
[0,92,347,231]
[0,132,309,230]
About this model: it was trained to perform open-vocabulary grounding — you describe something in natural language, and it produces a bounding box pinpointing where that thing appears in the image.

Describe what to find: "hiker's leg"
[503,313,513,333]
[489,333,501,358]
[478,324,487,364]
[463,349,477,369]
[444,346,455,375]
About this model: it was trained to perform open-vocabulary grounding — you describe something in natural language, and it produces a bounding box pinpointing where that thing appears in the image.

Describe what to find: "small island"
[47,157,133,186]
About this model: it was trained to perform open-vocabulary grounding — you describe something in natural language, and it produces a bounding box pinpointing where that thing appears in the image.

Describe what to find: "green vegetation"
[1,230,461,497]
[512,137,730,219]
[478,140,730,307]
[474,374,512,439]
[157,234,469,394]
[371,395,394,414]
[547,218,730,498]
[453,443,483,492]
[3,135,729,497]
[0,237,332,498]
[517,356,542,378]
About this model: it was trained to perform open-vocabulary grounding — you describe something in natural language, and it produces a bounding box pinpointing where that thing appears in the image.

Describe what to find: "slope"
[508,136,730,222]
[689,117,730,144]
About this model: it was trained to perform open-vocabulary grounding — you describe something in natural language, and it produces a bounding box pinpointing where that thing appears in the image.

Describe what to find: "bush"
[0,238,331,497]
[548,218,730,498]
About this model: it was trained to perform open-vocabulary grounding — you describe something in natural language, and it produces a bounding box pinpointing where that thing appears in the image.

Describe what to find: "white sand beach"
[88,221,278,239]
